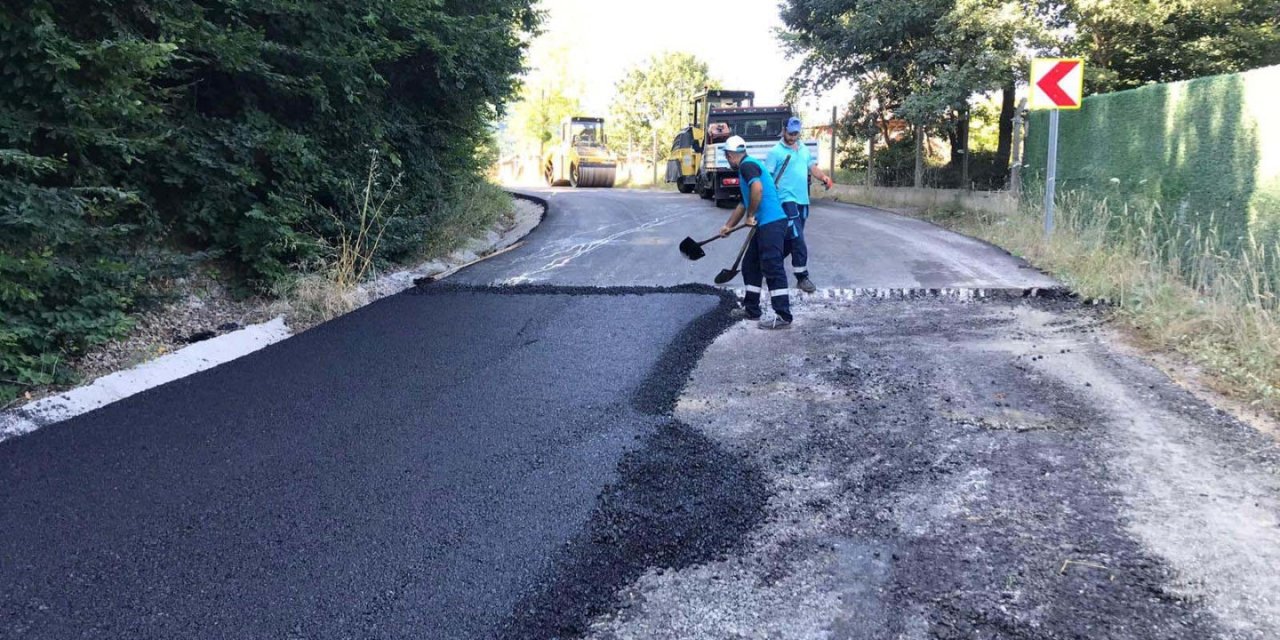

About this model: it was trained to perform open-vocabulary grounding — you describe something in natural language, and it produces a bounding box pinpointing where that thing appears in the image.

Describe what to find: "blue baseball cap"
[785,117,803,133]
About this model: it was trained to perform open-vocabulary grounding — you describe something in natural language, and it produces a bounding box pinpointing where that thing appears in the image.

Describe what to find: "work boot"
[796,276,817,294]
[758,316,793,330]
[730,307,762,321]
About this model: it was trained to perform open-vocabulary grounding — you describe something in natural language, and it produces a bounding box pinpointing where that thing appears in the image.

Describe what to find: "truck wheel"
[677,180,694,194]
[570,164,580,188]
[698,177,714,199]
[714,198,735,209]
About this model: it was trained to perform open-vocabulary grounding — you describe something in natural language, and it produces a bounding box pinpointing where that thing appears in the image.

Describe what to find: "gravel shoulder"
[583,296,1280,639]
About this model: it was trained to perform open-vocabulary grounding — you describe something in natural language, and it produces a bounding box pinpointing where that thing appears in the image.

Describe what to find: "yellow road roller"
[543,116,617,188]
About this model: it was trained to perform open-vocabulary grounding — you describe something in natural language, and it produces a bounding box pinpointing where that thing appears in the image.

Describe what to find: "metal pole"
[830,105,837,177]
[1044,109,1060,239]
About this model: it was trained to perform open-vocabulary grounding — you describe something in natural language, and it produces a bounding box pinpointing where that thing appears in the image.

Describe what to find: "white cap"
[724,135,747,154]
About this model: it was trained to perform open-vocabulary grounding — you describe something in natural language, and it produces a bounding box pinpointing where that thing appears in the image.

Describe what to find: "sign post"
[1029,58,1084,240]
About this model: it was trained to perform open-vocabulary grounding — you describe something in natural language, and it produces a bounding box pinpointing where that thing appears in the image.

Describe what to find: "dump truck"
[667,91,819,207]
[543,116,617,188]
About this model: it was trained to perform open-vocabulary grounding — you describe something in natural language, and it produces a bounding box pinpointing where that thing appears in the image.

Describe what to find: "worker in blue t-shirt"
[718,135,792,329]
[766,116,834,294]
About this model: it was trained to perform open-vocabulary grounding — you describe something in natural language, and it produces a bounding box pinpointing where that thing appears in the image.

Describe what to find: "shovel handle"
[728,225,756,272]
[699,223,748,246]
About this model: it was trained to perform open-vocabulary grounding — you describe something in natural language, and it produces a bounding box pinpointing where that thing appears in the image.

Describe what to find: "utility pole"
[914,123,924,188]
[867,128,875,188]
[830,105,837,178]
[960,108,971,190]
[652,128,658,186]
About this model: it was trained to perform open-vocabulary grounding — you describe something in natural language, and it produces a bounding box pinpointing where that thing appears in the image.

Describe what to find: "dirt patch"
[69,272,273,388]
[584,296,1278,639]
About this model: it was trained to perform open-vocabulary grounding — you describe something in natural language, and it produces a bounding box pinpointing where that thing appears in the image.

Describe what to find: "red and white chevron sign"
[1030,58,1085,110]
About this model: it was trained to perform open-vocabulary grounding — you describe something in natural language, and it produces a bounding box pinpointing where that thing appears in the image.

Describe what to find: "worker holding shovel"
[718,135,793,330]
[767,116,833,294]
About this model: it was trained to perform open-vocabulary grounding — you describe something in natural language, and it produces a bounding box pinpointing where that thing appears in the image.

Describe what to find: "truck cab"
[700,106,820,207]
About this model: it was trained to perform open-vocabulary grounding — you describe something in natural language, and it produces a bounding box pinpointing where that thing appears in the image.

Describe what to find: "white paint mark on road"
[503,212,687,285]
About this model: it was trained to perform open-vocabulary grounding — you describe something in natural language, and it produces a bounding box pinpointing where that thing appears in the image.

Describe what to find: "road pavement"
[3,187,1277,639]
[457,188,1058,290]
[0,287,762,639]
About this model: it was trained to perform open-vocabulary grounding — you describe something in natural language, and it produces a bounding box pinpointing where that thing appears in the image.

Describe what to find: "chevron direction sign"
[1030,58,1085,110]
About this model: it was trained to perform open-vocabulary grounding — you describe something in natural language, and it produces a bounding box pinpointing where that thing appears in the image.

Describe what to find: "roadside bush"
[0,1,539,403]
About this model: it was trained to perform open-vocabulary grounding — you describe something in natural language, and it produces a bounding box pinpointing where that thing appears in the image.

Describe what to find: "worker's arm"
[809,163,834,190]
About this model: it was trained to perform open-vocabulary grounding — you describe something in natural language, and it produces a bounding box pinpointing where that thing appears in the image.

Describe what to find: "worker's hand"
[822,175,834,190]
[719,225,734,238]
[745,215,757,227]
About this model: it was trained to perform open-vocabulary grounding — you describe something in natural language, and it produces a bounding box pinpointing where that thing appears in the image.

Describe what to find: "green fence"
[1025,64,1280,252]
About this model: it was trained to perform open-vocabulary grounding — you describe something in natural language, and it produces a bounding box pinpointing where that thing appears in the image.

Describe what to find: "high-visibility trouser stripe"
[771,289,790,298]
[745,285,762,293]
[793,267,808,274]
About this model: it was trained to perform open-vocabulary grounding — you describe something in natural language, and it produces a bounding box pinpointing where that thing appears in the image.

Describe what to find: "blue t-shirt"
[766,142,817,205]
[737,157,786,226]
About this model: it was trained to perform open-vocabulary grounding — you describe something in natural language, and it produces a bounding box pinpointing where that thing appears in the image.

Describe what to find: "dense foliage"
[0,1,538,403]
[778,0,1280,187]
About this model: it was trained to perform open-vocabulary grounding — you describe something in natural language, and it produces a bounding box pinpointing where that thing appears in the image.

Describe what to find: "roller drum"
[575,165,616,188]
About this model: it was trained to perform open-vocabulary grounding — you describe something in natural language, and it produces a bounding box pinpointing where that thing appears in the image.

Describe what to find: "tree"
[507,44,585,155]
[609,52,719,164]
[780,0,1053,183]
[1062,0,1280,94]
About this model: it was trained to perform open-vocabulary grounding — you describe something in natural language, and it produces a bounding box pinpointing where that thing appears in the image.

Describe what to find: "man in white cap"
[718,135,793,329]
[767,116,833,293]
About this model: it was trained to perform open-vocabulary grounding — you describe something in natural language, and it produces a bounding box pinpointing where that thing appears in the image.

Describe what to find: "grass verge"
[278,174,516,329]
[920,190,1280,419]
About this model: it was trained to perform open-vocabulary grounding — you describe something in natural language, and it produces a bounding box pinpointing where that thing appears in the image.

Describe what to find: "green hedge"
[0,1,538,403]
[1025,64,1280,252]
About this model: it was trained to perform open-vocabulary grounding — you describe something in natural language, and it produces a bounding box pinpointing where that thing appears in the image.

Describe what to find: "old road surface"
[3,188,1279,639]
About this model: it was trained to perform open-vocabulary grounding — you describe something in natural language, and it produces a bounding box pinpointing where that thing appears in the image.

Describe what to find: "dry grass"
[417,180,516,259]
[277,158,516,329]
[923,190,1280,418]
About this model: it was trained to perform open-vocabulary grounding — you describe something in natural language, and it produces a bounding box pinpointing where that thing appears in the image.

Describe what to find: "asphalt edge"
[0,193,552,445]
[495,283,769,639]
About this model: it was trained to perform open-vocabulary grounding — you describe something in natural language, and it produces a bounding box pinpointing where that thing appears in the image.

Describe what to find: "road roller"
[543,116,617,188]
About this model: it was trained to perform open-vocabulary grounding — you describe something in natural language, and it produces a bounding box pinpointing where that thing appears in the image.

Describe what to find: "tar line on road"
[0,284,767,640]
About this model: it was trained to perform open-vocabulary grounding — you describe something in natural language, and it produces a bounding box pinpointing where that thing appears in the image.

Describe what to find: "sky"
[521,0,853,124]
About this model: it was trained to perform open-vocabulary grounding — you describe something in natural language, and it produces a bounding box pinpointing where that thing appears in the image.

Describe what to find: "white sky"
[522,0,852,123]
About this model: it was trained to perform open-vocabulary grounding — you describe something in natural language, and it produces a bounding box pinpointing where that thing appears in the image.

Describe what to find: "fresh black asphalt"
[0,285,766,639]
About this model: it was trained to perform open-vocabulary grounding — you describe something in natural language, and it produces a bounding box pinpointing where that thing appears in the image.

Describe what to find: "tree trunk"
[960,109,970,190]
[995,82,1015,181]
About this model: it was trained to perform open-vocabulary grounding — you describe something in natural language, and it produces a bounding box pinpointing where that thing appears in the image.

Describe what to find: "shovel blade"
[713,269,738,285]
[679,237,706,261]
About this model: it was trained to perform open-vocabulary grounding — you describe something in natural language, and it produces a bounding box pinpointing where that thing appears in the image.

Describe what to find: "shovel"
[714,225,756,284]
[711,155,791,285]
[679,224,748,261]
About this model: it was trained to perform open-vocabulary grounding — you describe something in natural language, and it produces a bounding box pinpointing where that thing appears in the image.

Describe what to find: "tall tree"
[608,52,719,164]
[508,43,585,155]
[1063,0,1280,94]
